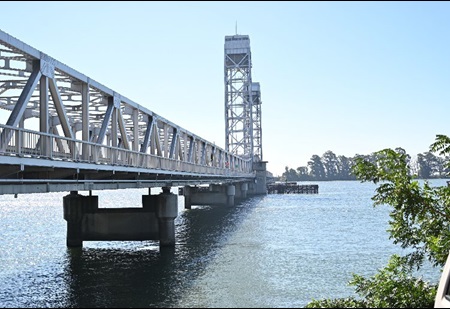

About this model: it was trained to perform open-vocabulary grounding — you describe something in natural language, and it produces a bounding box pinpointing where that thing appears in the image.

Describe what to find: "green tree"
[436,156,447,178]
[417,152,435,179]
[308,154,326,180]
[282,166,298,181]
[338,155,354,180]
[296,166,310,180]
[322,150,339,180]
[306,135,450,308]
[352,145,450,267]
[306,255,437,308]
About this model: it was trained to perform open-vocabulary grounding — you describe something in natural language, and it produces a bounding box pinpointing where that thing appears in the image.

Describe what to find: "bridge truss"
[0,29,254,194]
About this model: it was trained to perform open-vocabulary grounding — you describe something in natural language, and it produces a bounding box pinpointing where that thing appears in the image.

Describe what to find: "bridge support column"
[235,182,248,200]
[63,191,98,247]
[182,185,192,209]
[226,184,235,207]
[249,161,268,195]
[155,187,178,247]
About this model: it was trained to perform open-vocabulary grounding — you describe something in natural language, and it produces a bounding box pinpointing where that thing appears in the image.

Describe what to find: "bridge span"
[0,29,268,248]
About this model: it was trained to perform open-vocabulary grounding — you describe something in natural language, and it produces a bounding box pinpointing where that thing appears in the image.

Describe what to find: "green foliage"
[349,255,437,308]
[430,134,450,156]
[305,297,367,308]
[352,147,450,268]
[305,255,437,308]
[305,135,450,308]
[282,145,450,181]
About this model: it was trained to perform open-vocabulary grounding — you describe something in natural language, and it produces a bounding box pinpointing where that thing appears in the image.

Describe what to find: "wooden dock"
[267,182,318,194]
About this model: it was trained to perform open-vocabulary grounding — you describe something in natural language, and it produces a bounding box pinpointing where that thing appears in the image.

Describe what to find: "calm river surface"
[0,180,444,308]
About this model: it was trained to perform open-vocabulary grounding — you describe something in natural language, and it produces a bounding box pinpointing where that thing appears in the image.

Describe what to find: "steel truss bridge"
[0,29,257,195]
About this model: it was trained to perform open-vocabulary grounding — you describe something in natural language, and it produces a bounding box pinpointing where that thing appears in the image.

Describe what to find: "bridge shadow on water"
[60,196,264,308]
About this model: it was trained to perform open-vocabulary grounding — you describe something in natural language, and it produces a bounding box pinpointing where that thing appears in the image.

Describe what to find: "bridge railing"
[0,29,256,180]
[0,124,253,176]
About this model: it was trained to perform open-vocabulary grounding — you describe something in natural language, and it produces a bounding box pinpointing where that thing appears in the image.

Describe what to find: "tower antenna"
[235,21,238,35]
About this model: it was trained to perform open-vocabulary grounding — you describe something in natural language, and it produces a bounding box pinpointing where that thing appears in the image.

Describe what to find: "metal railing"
[0,124,254,177]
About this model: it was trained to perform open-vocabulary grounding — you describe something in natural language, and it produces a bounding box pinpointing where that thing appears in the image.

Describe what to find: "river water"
[0,180,444,308]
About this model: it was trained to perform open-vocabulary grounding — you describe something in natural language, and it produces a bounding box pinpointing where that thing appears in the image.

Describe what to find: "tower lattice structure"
[224,34,263,162]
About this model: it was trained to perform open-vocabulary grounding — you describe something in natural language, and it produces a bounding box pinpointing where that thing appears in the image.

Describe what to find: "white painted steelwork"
[224,34,253,160]
[0,29,254,194]
[224,35,263,162]
[251,82,262,161]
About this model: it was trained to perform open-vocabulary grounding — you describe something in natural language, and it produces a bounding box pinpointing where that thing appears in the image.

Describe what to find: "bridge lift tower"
[224,34,263,163]
[251,82,263,162]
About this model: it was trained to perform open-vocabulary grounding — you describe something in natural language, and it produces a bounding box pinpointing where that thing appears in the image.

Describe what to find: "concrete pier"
[249,161,268,195]
[235,182,248,200]
[226,184,235,206]
[63,191,98,247]
[181,183,237,208]
[63,188,178,248]
[155,187,178,247]
[182,185,192,210]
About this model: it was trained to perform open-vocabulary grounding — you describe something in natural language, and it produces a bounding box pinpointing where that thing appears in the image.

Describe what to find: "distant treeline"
[280,148,450,181]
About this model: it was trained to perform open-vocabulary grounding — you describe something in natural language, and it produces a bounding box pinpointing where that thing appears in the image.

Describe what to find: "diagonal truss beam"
[96,98,114,145]
[49,77,73,139]
[6,62,41,127]
[0,63,41,150]
[140,115,154,153]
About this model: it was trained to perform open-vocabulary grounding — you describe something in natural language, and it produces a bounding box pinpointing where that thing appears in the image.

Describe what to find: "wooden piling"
[267,182,318,194]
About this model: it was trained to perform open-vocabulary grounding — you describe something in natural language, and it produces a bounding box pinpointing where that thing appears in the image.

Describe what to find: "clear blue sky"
[1,1,449,176]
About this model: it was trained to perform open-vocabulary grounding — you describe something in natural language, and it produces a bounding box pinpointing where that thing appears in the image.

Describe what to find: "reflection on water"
[0,194,258,308]
[64,247,176,308]
[63,199,258,308]
[0,182,444,307]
